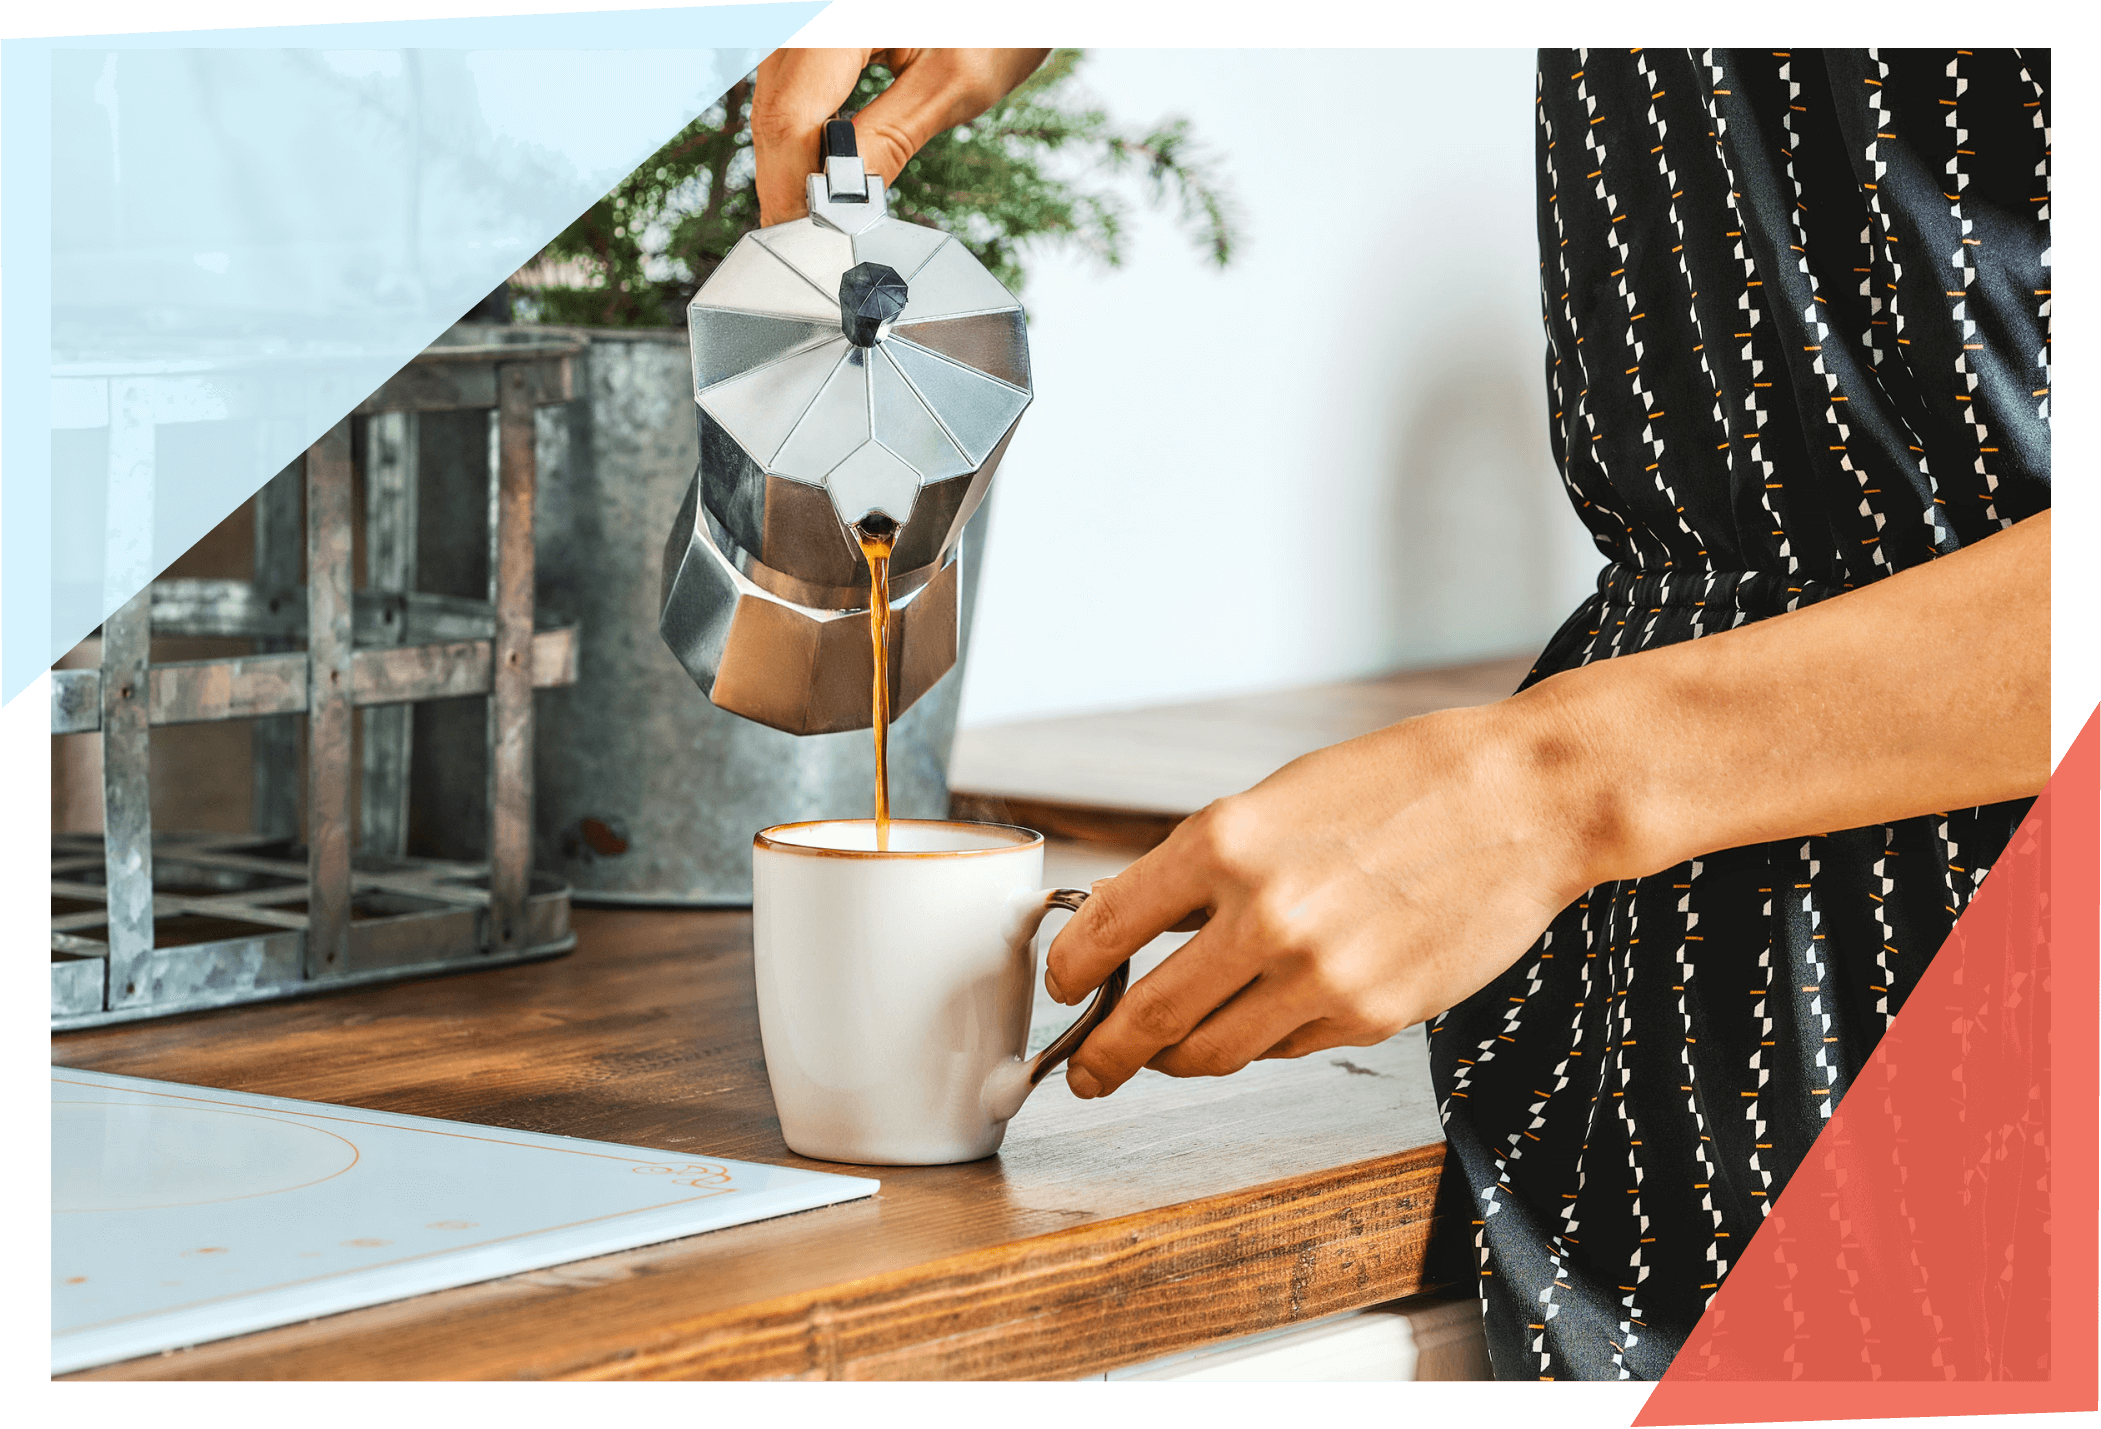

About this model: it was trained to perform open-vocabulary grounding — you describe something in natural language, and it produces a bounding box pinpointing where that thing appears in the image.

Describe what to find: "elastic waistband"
[1594,563,1848,618]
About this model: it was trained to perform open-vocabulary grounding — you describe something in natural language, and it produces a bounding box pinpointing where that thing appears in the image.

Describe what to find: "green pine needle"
[513,50,1238,328]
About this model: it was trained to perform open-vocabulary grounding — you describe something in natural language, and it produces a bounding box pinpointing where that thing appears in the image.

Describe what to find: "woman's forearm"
[1041,510,2050,1091]
[1513,510,2052,888]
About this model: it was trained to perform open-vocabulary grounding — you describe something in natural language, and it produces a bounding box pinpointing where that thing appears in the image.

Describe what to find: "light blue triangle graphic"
[2,5,825,702]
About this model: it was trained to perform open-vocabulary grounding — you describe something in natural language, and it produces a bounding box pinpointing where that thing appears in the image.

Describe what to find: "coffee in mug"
[751,818,1128,1165]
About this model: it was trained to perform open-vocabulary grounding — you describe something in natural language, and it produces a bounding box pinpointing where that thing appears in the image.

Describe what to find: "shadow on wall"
[1376,333,1594,672]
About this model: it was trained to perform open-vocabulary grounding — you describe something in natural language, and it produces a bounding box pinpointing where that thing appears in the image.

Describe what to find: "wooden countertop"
[55,897,1447,1380]
[949,653,1536,847]
[53,656,1528,1380]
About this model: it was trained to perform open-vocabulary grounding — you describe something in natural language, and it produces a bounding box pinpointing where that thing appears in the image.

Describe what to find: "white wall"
[957,49,1604,729]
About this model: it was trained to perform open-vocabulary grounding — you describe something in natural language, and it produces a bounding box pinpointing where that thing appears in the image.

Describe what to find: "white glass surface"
[51,1067,877,1374]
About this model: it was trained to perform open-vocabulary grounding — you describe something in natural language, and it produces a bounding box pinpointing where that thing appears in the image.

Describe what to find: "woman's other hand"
[752,49,1050,227]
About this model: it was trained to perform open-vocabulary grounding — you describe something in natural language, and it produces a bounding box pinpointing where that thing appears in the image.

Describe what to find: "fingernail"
[1044,968,1066,1003]
[1066,1065,1101,1099]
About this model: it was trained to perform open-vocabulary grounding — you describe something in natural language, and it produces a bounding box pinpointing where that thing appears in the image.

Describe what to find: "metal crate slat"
[51,328,585,1028]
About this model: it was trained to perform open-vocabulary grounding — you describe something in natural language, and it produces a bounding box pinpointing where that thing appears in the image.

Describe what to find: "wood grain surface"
[53,882,1452,1380]
[948,653,1536,832]
[50,653,1540,1380]
[947,793,1185,851]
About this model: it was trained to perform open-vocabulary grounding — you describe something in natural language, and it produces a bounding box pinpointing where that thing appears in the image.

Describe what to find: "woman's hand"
[1046,511,2051,1099]
[752,49,1050,227]
[1043,697,1610,1099]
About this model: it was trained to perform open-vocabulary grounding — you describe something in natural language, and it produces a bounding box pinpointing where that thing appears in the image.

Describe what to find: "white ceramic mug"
[750,818,1129,1165]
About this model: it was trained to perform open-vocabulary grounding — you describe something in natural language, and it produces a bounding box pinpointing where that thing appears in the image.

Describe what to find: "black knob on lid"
[839,261,908,347]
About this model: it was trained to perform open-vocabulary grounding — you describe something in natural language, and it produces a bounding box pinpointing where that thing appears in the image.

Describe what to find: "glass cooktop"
[52,1067,877,1374]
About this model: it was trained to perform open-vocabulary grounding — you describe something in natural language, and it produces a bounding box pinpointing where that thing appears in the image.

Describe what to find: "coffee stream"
[854,516,900,851]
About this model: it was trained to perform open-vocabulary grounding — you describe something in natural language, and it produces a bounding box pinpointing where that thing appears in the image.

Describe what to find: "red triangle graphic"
[1636,709,2098,1424]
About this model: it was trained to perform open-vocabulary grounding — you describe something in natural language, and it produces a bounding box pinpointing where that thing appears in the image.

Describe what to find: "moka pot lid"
[685,162,1032,532]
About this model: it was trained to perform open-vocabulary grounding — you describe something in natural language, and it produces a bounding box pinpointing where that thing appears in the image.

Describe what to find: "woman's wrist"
[1419,680,1629,911]
[1486,661,1658,896]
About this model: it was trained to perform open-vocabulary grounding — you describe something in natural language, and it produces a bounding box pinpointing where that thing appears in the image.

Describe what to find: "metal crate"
[51,328,585,1028]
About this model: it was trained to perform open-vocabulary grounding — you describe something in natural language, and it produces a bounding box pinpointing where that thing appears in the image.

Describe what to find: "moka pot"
[661,121,1033,735]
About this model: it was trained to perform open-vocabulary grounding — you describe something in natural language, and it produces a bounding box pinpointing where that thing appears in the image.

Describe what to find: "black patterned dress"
[1425,49,2051,1381]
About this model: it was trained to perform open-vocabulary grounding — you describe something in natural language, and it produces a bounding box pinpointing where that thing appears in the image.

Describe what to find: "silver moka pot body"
[661,131,1033,735]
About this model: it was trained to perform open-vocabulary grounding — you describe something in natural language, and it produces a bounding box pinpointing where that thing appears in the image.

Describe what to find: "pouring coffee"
[658,124,1090,1164]
[660,117,1031,740]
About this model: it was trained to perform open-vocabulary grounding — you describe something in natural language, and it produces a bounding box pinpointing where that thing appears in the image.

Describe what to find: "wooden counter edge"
[948,792,1184,852]
[67,1143,1454,1382]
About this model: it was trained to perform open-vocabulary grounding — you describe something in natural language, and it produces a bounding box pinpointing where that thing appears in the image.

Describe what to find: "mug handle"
[1024,889,1131,1087]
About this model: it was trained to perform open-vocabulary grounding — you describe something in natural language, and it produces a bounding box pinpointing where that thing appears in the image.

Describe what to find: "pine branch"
[515,48,1240,327]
